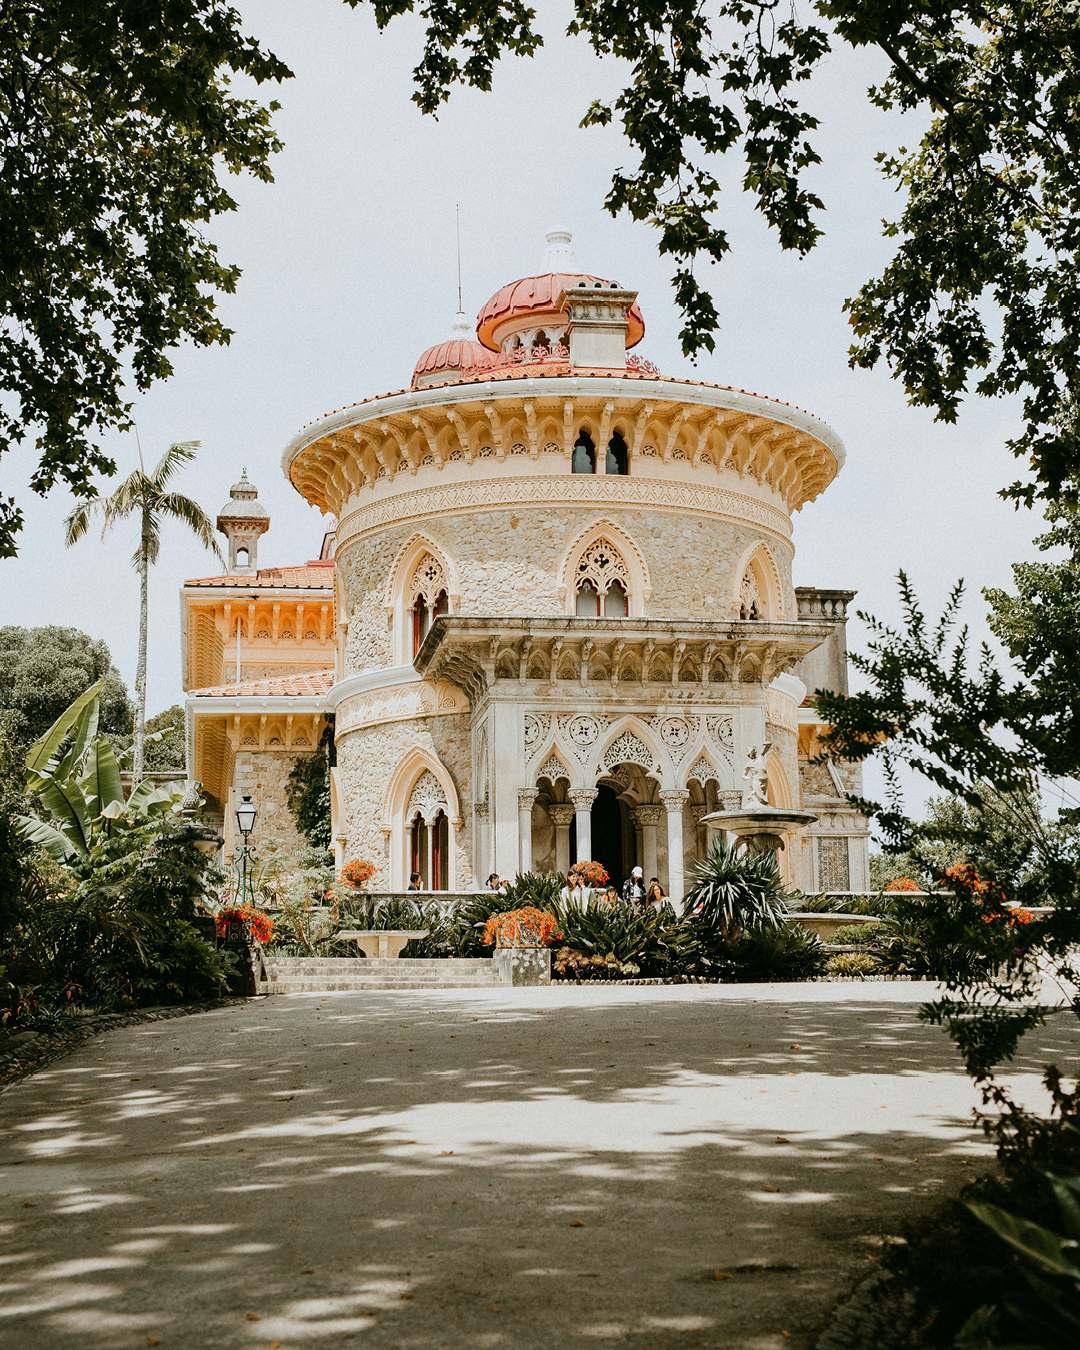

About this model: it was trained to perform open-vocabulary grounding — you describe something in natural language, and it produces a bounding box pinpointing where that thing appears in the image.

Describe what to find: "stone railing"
[460,345,661,379]
[341,891,488,922]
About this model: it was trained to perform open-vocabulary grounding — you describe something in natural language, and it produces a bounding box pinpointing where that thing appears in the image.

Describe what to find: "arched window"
[572,430,595,474]
[739,565,762,620]
[235,547,249,568]
[575,537,632,618]
[605,431,629,476]
[410,552,449,656]
[534,329,548,348]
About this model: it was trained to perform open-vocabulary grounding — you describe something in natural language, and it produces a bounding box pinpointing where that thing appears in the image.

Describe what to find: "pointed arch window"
[572,429,595,474]
[739,565,762,620]
[410,552,449,655]
[605,431,628,475]
[575,537,632,618]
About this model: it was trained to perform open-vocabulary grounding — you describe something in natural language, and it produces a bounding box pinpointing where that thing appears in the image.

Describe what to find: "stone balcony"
[413,615,835,703]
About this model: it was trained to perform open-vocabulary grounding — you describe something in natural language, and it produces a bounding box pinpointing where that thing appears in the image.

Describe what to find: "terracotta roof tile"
[184,563,334,589]
[192,669,335,699]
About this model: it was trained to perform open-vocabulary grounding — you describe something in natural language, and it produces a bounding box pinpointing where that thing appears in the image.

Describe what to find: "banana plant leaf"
[126,778,186,817]
[24,679,103,792]
[966,1201,1080,1279]
[34,762,94,857]
[17,812,78,863]
[79,734,125,820]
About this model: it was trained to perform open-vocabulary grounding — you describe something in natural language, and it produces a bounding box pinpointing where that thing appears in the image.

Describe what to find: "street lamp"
[234,793,257,914]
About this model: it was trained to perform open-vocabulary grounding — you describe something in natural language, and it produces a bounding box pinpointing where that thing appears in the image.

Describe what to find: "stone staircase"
[261,956,505,994]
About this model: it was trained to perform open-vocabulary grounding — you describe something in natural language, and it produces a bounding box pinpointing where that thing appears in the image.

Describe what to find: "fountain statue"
[701,743,817,858]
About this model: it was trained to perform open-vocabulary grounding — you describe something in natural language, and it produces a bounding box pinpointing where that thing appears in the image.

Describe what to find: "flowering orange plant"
[216,905,274,943]
[942,863,1032,928]
[341,858,377,888]
[483,907,563,947]
[885,876,921,892]
[573,860,609,888]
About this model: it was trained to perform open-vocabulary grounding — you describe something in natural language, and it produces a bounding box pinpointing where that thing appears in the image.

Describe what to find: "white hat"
[632,866,643,877]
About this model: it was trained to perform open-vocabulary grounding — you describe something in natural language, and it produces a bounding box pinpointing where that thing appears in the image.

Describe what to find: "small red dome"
[412,338,496,386]
[476,273,645,352]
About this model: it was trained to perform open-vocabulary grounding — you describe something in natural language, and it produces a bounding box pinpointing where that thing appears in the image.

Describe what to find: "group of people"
[558,864,667,909]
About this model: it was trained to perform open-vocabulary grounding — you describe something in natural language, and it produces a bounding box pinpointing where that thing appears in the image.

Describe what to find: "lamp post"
[234,792,257,916]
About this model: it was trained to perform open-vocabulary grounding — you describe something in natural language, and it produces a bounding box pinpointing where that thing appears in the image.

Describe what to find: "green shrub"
[551,897,690,977]
[825,951,881,978]
[684,840,788,940]
[832,922,881,945]
[728,922,828,982]
[871,895,998,979]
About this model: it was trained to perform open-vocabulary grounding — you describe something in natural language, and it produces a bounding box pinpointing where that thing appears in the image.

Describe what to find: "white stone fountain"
[701,743,817,855]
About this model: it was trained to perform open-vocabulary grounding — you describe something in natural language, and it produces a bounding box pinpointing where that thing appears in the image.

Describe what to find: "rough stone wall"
[335,713,475,889]
[337,507,793,676]
[223,661,330,684]
[798,757,836,801]
[232,749,314,855]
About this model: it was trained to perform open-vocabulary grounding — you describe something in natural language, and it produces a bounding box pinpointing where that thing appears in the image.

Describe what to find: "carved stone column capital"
[631,804,662,828]
[659,789,690,812]
[689,802,710,823]
[517,788,539,810]
[548,803,576,827]
[568,788,599,810]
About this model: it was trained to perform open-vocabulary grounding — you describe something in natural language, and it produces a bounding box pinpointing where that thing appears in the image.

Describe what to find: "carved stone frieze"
[336,679,468,736]
[603,730,656,773]
[523,712,551,759]
[705,714,734,757]
[537,752,570,783]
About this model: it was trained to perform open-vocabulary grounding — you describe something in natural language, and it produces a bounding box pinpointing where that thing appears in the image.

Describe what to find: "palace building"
[184,229,869,896]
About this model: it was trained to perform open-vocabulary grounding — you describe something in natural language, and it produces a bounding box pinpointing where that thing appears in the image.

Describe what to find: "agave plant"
[18,681,186,872]
[683,839,789,945]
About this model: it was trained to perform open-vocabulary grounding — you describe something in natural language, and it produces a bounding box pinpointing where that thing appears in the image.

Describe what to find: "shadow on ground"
[1,985,1076,1350]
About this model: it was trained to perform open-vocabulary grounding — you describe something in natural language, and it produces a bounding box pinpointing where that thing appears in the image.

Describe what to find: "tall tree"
[353,1,1080,504]
[64,443,221,783]
[0,1,290,559]
[0,625,132,744]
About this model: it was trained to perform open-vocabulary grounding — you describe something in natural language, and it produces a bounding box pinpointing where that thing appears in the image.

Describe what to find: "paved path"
[1,982,1076,1350]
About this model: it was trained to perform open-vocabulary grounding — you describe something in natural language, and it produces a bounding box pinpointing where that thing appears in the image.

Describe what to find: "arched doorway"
[591,784,624,888]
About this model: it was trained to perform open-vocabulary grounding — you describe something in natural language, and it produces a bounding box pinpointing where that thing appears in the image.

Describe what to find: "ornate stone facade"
[187,229,867,897]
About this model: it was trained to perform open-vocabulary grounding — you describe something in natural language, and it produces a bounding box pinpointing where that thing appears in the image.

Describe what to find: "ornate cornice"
[335,678,468,736]
[337,474,792,549]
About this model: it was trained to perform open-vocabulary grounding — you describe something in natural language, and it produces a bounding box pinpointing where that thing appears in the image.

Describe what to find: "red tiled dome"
[476,273,645,352]
[412,338,496,386]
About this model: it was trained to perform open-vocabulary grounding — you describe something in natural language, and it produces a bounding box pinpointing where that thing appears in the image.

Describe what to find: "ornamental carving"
[740,566,762,620]
[568,715,599,747]
[706,715,734,757]
[478,445,495,458]
[542,441,560,454]
[410,552,447,605]
[653,715,692,754]
[765,687,797,731]
[537,753,570,783]
[686,755,722,785]
[335,476,794,548]
[603,730,655,773]
[523,712,550,756]
[408,770,447,823]
[510,442,528,456]
[575,537,630,598]
[632,804,662,827]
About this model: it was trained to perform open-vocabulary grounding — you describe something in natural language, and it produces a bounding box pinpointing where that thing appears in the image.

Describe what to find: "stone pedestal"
[494,945,552,986]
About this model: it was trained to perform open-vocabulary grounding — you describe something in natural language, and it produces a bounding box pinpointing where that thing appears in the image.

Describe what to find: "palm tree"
[65,442,222,784]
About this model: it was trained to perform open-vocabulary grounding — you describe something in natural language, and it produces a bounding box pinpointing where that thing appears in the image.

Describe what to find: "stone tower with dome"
[185,229,869,896]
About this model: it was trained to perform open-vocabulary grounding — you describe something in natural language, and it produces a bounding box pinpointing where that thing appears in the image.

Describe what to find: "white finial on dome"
[542,227,579,272]
[448,310,472,340]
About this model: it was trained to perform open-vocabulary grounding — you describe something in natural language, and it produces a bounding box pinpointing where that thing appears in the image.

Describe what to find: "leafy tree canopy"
[358,0,1080,504]
[0,1,290,558]
[0,625,132,744]
[111,705,187,773]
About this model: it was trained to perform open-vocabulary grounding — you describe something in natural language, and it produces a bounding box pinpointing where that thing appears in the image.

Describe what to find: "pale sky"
[0,2,1047,820]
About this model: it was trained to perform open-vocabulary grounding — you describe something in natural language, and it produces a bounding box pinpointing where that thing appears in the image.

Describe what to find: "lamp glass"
[235,793,257,836]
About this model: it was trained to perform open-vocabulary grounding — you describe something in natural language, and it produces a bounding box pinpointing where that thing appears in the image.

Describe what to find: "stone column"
[690,802,710,861]
[569,788,598,863]
[660,790,690,910]
[426,819,436,891]
[474,802,489,883]
[548,804,575,876]
[404,819,414,889]
[517,789,538,876]
[632,805,661,886]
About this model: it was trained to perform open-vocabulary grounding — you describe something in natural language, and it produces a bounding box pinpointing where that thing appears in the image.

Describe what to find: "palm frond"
[157,492,223,561]
[151,442,200,488]
[63,497,104,548]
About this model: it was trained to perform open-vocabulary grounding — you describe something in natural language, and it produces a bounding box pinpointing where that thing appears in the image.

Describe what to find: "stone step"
[264,958,491,971]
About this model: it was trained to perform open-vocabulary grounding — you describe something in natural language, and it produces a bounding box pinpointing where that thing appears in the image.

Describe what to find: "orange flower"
[483,907,562,947]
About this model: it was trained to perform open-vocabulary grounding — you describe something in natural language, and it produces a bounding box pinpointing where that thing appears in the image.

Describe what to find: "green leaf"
[24,679,103,790]
[965,1201,1080,1278]
[16,813,78,863]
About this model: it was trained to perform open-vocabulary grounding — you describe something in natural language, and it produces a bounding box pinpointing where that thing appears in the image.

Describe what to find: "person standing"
[407,871,424,891]
[646,877,666,909]
[621,866,646,905]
